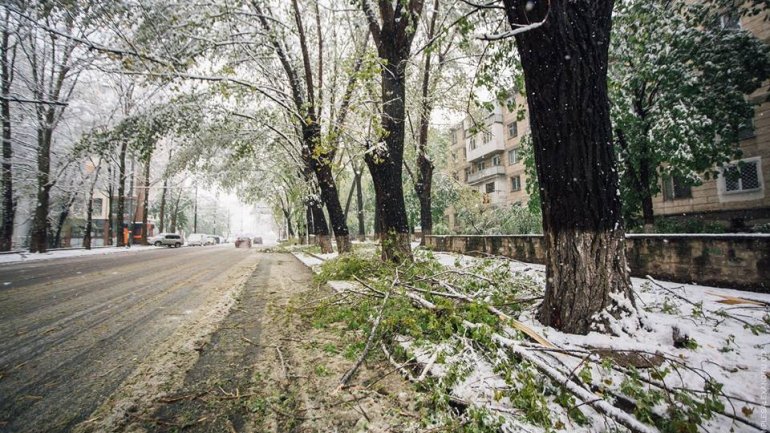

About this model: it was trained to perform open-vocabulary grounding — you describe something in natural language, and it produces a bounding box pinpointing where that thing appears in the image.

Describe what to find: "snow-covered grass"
[292,246,770,433]
[0,245,169,265]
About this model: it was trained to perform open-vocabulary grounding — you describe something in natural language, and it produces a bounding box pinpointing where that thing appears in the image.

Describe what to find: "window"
[451,151,457,162]
[723,160,761,193]
[477,160,486,171]
[511,176,521,192]
[485,182,495,194]
[462,148,467,159]
[662,175,692,201]
[469,136,476,150]
[507,122,518,138]
[464,168,470,181]
[492,155,501,166]
[92,198,103,215]
[450,131,457,145]
[508,149,519,165]
[483,131,492,143]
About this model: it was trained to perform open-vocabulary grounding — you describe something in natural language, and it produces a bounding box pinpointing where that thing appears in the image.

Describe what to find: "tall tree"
[610,0,770,227]
[361,0,425,261]
[20,2,104,252]
[501,0,636,334]
[0,8,16,251]
[251,0,357,254]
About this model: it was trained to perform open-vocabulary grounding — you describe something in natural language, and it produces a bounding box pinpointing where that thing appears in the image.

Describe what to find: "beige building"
[445,95,532,230]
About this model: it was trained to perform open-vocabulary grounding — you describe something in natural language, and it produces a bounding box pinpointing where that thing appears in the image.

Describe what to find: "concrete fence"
[424,234,770,292]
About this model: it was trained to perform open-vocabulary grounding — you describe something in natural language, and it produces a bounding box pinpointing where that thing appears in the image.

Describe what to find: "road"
[0,245,258,433]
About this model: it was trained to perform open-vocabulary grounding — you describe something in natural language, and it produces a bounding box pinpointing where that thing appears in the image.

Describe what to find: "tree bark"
[115,140,128,246]
[503,0,636,335]
[1,16,14,251]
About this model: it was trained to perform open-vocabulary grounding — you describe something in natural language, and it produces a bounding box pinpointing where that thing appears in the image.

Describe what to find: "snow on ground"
[431,251,770,433]
[0,245,173,265]
[293,247,770,433]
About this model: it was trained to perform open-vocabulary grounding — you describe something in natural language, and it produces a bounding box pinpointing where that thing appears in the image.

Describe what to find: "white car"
[150,233,183,248]
[187,233,207,246]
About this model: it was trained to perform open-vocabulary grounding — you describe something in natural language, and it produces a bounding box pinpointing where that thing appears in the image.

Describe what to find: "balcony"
[468,166,506,185]
[466,122,506,162]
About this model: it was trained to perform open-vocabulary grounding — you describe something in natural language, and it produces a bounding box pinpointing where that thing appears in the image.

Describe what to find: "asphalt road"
[0,245,257,433]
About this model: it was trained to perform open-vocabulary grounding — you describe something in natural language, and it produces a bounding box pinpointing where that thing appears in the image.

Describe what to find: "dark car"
[252,236,263,245]
[235,237,252,248]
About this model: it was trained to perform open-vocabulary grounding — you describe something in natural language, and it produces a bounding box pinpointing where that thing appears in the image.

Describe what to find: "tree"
[501,0,637,334]
[18,2,105,252]
[0,8,17,251]
[610,0,770,227]
[250,0,366,254]
[361,0,425,261]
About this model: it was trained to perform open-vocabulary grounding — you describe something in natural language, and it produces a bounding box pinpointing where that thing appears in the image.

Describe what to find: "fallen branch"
[337,272,396,391]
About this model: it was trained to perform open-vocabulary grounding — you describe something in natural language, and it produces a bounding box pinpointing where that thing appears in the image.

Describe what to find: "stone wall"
[424,234,770,292]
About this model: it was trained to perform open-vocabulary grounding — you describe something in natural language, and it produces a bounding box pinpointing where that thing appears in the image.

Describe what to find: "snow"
[0,245,164,265]
[293,247,770,432]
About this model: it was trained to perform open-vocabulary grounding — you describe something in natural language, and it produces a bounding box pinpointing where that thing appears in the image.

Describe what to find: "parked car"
[150,233,183,248]
[207,236,218,245]
[187,233,206,246]
[235,236,252,248]
[252,236,263,245]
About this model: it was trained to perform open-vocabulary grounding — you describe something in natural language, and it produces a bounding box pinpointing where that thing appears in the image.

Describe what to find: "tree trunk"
[365,64,412,261]
[310,197,332,253]
[361,0,424,261]
[503,0,636,335]
[415,0,439,246]
[83,164,101,250]
[29,121,54,253]
[52,202,71,249]
[170,188,182,233]
[1,19,14,251]
[355,172,365,241]
[140,155,151,245]
[639,156,655,229]
[115,140,128,246]
[106,163,113,245]
[159,177,167,233]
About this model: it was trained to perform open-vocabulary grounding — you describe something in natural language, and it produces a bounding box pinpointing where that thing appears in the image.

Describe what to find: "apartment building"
[445,95,532,230]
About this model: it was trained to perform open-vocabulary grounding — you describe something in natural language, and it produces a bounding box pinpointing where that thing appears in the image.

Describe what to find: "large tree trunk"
[29,121,54,253]
[140,155,151,245]
[503,0,636,335]
[365,64,412,261]
[362,0,424,261]
[1,19,14,252]
[115,140,128,246]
